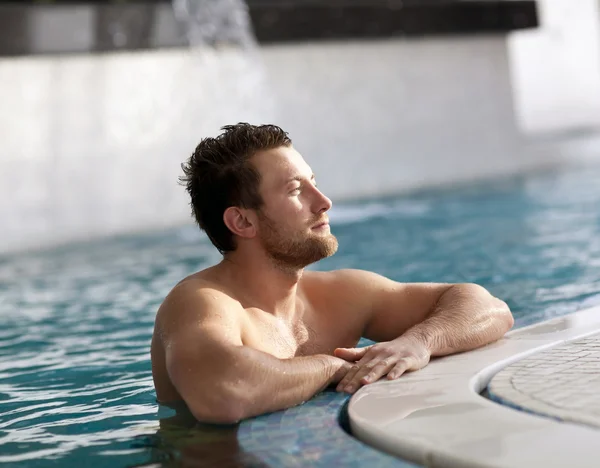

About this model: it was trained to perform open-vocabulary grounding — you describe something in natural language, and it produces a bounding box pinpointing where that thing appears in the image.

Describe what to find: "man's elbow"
[494,298,514,333]
[482,287,514,336]
[188,401,248,424]
[461,283,514,334]
[188,390,251,424]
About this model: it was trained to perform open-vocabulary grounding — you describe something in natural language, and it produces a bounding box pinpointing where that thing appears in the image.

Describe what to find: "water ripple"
[1,167,600,466]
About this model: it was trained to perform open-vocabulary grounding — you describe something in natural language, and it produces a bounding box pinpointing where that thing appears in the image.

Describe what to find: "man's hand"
[333,336,431,394]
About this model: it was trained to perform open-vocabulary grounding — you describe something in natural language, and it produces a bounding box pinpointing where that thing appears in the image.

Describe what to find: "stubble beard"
[257,212,338,271]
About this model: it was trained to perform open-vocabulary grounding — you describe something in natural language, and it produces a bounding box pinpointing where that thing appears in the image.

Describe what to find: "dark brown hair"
[180,123,292,253]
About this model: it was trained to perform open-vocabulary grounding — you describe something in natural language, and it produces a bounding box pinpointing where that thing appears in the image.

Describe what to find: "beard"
[257,211,338,270]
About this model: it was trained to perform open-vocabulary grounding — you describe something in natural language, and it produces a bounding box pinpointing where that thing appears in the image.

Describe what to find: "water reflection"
[134,403,268,467]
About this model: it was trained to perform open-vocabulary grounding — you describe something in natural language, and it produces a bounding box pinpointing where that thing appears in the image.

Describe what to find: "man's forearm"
[248,352,346,415]
[209,349,348,422]
[402,283,514,357]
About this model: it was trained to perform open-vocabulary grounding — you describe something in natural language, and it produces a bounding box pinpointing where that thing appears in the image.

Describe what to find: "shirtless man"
[151,123,514,424]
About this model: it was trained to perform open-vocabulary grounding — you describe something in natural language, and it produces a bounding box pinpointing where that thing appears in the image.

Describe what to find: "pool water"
[2,167,600,467]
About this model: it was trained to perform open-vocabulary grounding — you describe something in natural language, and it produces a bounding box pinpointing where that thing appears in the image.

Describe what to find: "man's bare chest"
[241,305,361,359]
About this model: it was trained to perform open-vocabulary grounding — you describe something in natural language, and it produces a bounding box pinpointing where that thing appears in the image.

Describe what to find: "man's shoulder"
[303,268,381,288]
[156,274,241,327]
[170,274,238,306]
[301,268,385,304]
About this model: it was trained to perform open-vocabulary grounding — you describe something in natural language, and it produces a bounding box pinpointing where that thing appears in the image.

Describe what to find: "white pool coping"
[348,305,600,468]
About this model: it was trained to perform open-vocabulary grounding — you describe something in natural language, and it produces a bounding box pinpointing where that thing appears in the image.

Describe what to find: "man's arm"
[396,282,514,356]
[328,270,513,393]
[160,286,350,424]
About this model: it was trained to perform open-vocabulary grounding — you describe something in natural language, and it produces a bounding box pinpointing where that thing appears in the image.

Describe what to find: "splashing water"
[173,0,257,48]
[171,0,276,137]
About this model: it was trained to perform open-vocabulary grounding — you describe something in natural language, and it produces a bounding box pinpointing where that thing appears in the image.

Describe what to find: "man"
[151,123,514,424]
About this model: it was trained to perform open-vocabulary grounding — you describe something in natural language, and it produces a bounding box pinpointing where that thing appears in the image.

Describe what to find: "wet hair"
[179,123,292,253]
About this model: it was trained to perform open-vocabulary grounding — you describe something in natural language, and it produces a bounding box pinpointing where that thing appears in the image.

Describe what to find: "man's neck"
[219,250,303,320]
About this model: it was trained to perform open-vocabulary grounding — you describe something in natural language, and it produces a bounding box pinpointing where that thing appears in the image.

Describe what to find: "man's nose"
[315,188,332,213]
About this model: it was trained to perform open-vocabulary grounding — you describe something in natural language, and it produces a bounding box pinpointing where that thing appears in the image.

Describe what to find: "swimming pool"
[2,167,600,467]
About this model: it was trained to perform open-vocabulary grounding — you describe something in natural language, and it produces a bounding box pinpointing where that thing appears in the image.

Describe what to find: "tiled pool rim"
[488,332,600,430]
[348,305,600,468]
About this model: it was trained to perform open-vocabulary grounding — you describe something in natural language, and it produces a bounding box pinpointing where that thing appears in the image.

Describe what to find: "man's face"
[251,146,338,269]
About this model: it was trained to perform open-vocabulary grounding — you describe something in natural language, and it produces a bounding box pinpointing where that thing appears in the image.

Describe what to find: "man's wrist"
[320,354,351,384]
[396,328,434,358]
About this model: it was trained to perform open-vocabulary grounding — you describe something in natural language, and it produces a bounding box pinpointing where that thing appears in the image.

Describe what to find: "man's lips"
[311,220,329,229]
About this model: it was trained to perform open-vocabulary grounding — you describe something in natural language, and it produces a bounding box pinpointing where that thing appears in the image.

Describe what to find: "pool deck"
[348,305,600,467]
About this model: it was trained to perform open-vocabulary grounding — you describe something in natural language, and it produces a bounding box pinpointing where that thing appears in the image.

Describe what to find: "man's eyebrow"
[285,174,315,184]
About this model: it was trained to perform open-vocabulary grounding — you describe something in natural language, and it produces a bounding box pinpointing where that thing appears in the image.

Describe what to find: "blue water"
[2,168,600,467]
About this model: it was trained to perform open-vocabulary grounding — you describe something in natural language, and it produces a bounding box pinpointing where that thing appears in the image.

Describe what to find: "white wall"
[0,32,598,254]
[264,37,524,201]
[508,0,600,134]
[0,47,274,253]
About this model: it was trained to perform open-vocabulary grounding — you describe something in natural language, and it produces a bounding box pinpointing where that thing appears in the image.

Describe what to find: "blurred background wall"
[1,0,600,254]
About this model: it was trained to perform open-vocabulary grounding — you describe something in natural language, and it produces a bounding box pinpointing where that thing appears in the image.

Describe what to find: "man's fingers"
[336,363,362,392]
[335,345,427,393]
[387,359,410,380]
[334,346,370,361]
[335,349,374,392]
[360,359,395,385]
[342,358,396,393]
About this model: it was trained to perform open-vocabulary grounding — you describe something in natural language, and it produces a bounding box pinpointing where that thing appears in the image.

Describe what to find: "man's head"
[180,123,337,268]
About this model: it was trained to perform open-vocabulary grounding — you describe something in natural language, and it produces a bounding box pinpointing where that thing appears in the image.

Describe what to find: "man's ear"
[223,207,256,239]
